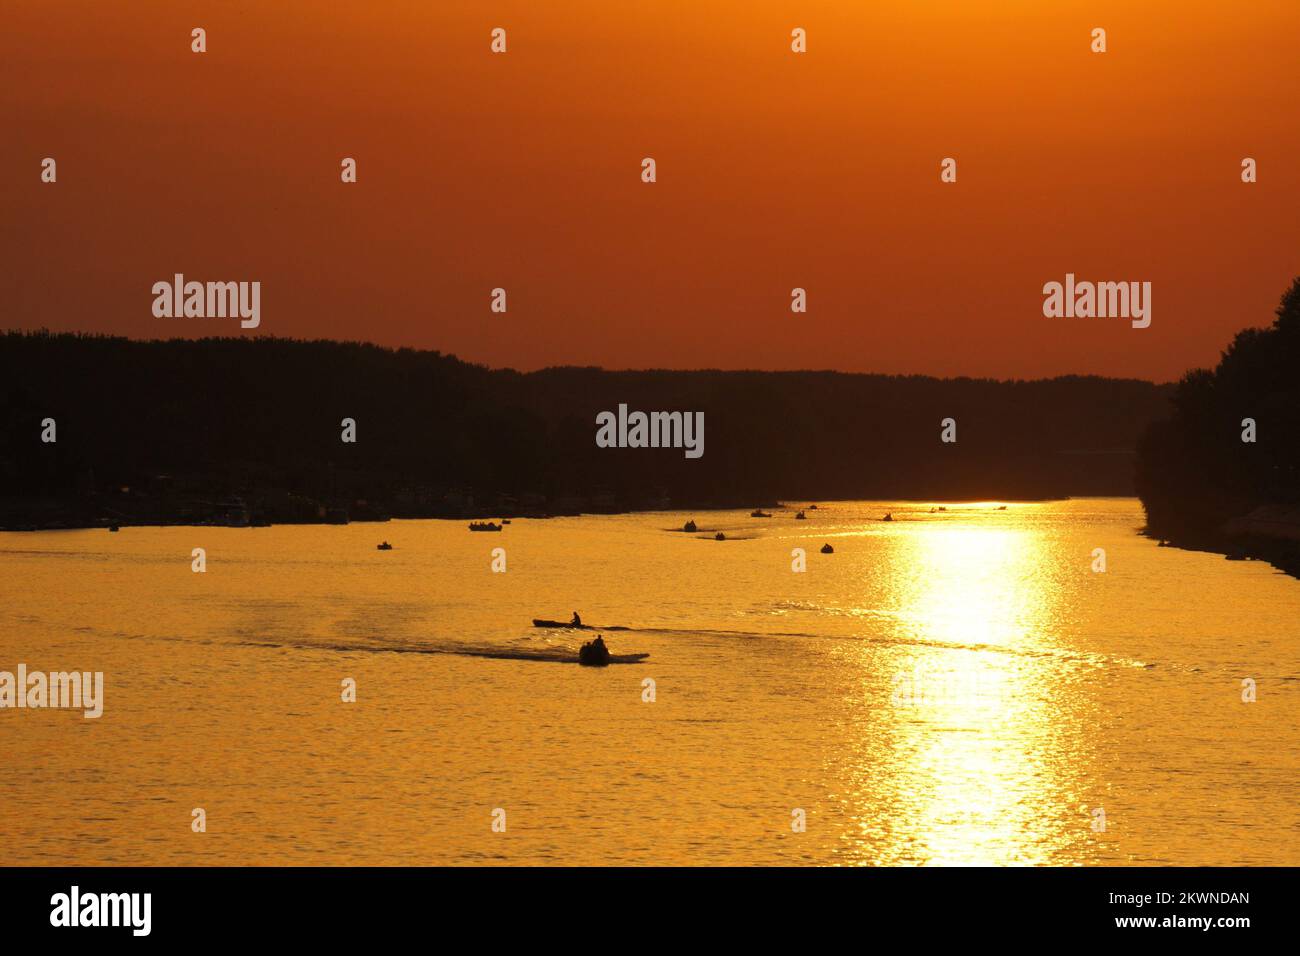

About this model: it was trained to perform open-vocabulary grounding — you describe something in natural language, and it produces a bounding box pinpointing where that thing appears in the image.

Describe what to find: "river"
[1,499,1296,865]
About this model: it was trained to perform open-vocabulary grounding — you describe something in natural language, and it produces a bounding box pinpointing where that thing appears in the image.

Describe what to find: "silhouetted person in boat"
[579,634,610,666]
[571,611,582,626]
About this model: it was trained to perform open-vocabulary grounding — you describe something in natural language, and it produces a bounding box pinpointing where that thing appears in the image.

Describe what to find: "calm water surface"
[2,499,1297,865]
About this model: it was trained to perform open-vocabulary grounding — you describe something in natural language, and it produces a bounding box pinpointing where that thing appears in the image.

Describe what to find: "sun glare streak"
[838,515,1086,865]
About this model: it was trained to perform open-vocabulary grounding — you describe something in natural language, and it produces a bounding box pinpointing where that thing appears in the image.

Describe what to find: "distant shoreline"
[0,495,1078,533]
[0,332,1171,537]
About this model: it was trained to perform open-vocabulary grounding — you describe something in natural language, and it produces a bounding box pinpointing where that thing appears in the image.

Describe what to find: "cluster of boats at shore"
[672,502,1012,546]
[360,503,1020,556]
[679,503,900,544]
[676,503,1010,539]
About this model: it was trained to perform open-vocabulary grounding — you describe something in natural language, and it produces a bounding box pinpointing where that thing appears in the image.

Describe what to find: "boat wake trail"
[631,624,1148,669]
[238,638,649,665]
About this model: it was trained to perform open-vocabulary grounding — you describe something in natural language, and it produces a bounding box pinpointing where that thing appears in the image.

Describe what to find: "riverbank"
[1144,503,1300,579]
[0,492,1069,532]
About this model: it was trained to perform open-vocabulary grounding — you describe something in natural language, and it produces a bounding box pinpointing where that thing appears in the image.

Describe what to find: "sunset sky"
[3,0,1298,381]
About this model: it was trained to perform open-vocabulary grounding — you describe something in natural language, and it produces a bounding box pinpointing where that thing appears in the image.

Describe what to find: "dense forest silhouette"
[1136,278,1300,573]
[0,331,1174,528]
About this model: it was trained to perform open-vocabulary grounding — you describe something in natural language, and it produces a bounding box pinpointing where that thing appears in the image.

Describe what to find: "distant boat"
[809,505,818,510]
[683,519,697,532]
[502,519,512,524]
[108,525,119,533]
[820,543,834,554]
[376,541,393,550]
[715,532,726,540]
[750,509,771,518]
[997,505,1008,511]
[469,521,502,532]
[883,513,893,522]
[795,510,806,520]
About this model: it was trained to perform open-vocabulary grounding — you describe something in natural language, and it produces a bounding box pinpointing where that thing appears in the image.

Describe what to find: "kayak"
[532,619,630,631]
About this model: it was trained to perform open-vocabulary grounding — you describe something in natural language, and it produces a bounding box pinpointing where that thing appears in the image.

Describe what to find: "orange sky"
[3,0,1298,381]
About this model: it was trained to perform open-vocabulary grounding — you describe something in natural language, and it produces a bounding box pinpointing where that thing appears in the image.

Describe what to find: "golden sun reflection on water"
[838,522,1094,865]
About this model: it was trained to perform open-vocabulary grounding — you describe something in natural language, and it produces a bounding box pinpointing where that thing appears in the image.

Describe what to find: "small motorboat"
[997,505,1007,511]
[715,532,726,541]
[376,541,393,550]
[578,637,611,667]
[820,543,834,554]
[108,525,120,533]
[794,510,806,520]
[809,504,818,510]
[683,519,697,532]
[469,521,502,532]
[502,519,512,524]
[750,509,772,518]
[882,513,893,522]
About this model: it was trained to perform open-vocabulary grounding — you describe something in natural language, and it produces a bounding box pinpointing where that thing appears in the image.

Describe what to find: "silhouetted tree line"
[1136,278,1300,571]
[0,331,1174,528]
